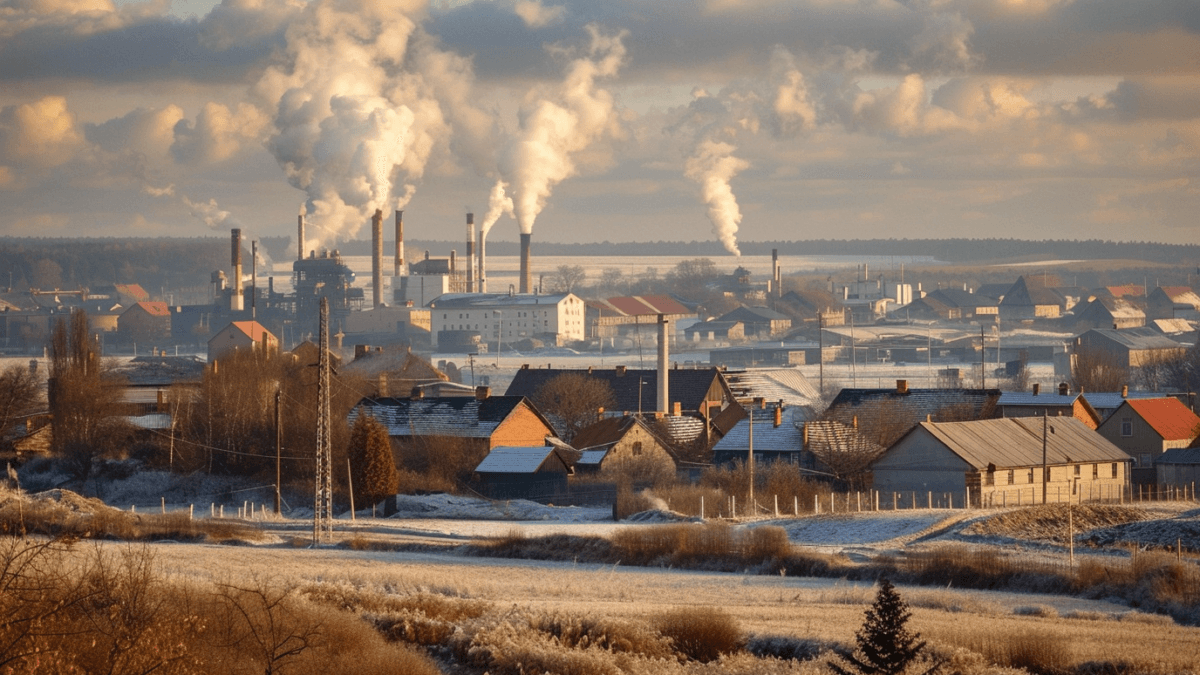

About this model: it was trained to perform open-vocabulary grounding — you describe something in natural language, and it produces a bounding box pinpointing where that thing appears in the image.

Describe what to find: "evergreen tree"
[348,412,399,511]
[830,578,938,675]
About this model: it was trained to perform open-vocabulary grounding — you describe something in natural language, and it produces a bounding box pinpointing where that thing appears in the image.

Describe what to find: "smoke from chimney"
[371,209,383,308]
[394,210,404,276]
[466,213,475,293]
[479,180,514,294]
[519,233,532,294]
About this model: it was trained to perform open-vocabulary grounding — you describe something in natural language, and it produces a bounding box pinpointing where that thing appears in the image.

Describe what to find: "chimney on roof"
[896,379,908,394]
[475,385,490,400]
[615,365,626,376]
[1059,383,1070,396]
[673,401,681,416]
[597,406,604,421]
[378,373,388,398]
[802,422,808,448]
[410,386,424,400]
[852,415,858,429]
[755,397,765,409]
[1122,384,1129,398]
[1033,383,1040,396]
[774,406,782,428]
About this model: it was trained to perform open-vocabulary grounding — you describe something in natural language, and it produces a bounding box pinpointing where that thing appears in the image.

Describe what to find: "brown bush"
[975,631,1073,675]
[528,611,674,659]
[614,485,654,520]
[653,606,744,662]
[0,494,261,543]
[652,484,725,518]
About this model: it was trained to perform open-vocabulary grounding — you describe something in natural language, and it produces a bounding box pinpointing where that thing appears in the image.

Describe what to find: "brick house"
[572,415,676,478]
[118,301,172,344]
[207,321,278,363]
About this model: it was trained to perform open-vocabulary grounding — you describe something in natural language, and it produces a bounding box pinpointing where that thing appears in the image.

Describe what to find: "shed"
[474,446,571,501]
[1075,328,1185,369]
[1155,447,1200,488]
[872,417,1131,507]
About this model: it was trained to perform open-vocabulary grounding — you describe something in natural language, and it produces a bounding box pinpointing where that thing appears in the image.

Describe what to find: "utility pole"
[818,313,824,395]
[1042,411,1049,505]
[747,407,755,515]
[981,324,986,390]
[313,297,333,545]
[275,388,282,515]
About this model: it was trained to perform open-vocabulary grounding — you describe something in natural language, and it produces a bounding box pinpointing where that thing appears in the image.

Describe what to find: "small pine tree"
[830,578,937,675]
[348,413,399,511]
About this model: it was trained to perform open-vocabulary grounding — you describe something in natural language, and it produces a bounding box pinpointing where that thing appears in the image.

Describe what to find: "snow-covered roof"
[475,446,559,473]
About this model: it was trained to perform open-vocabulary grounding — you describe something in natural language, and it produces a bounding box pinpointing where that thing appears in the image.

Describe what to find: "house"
[872,417,1131,507]
[923,288,999,320]
[824,381,1001,447]
[473,446,572,501]
[715,306,792,338]
[778,289,842,323]
[895,294,955,321]
[348,391,558,465]
[1155,446,1200,489]
[1146,286,1200,321]
[998,276,1065,320]
[1071,296,1146,330]
[206,321,278,363]
[802,419,887,489]
[427,292,586,349]
[1074,327,1186,369]
[570,415,676,478]
[118,301,172,344]
[712,405,803,467]
[684,320,744,342]
[1096,398,1200,484]
[997,385,1102,429]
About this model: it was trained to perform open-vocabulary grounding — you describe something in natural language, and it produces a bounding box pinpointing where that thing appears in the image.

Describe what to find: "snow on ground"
[751,510,974,547]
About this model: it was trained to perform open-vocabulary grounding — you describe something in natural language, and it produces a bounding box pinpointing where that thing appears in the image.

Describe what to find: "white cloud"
[512,0,564,28]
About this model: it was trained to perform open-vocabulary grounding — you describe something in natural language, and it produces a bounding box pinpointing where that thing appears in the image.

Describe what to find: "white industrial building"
[427,293,586,349]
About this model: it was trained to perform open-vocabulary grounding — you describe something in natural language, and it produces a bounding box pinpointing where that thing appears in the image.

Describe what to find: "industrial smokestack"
[251,240,257,319]
[450,250,457,273]
[657,314,669,414]
[371,209,383,309]
[394,210,404,276]
[772,248,780,297]
[230,228,243,312]
[478,221,487,293]
[297,213,305,261]
[466,213,475,293]
[519,233,532,294]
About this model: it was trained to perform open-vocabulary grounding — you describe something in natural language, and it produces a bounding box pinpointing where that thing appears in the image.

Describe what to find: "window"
[1007,469,1014,484]
[1092,464,1098,479]
[632,441,643,456]
[1074,464,1080,477]
[1111,462,1118,478]
[1028,468,1035,484]
[1121,417,1132,436]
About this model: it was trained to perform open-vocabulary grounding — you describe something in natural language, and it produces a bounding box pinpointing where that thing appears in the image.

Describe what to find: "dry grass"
[963,504,1150,545]
[0,492,261,542]
[611,522,793,569]
[653,606,745,663]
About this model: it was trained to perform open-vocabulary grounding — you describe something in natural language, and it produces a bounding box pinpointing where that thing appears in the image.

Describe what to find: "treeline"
[0,238,232,292]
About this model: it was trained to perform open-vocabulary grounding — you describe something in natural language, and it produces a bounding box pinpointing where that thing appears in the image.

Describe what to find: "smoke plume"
[257,0,452,248]
[504,25,627,235]
[685,137,748,256]
[479,179,514,239]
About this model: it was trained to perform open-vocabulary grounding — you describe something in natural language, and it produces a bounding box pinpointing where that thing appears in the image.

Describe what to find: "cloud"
[171,102,269,165]
[513,0,565,29]
[0,96,85,169]
[85,105,184,158]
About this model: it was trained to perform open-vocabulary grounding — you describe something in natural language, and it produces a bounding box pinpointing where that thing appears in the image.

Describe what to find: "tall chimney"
[297,213,305,261]
[519,232,532,294]
[394,210,404,276]
[657,314,669,414]
[478,219,487,293]
[230,228,243,311]
[371,209,383,308]
[250,240,257,319]
[772,248,781,297]
[466,213,475,293]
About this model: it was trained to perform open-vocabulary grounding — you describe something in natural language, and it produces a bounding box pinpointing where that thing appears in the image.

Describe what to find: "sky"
[1,0,1198,256]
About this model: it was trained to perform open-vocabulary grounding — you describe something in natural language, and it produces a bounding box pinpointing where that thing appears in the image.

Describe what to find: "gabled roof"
[975,283,1012,300]
[475,446,562,473]
[998,392,1079,407]
[828,388,1000,417]
[1075,296,1145,321]
[805,419,885,457]
[1150,286,1200,309]
[577,449,609,466]
[598,295,691,316]
[684,320,742,333]
[1085,391,1171,413]
[723,368,819,408]
[228,321,276,343]
[505,367,730,414]
[572,415,649,449]
[1079,327,1183,351]
[906,417,1130,469]
[713,407,802,452]
[1148,319,1195,335]
[1000,276,1064,307]
[1104,285,1145,298]
[349,396,553,439]
[126,301,170,317]
[718,305,790,323]
[113,284,150,302]
[1122,398,1200,442]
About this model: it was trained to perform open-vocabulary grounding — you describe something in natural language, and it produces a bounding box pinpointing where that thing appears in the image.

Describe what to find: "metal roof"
[1123,399,1200,441]
[718,305,790,322]
[475,446,560,473]
[723,368,820,407]
[1158,447,1200,464]
[713,407,802,452]
[998,392,1079,407]
[348,396,545,439]
[804,419,885,456]
[1080,327,1184,351]
[428,292,575,308]
[577,449,609,466]
[601,295,691,316]
[917,417,1131,469]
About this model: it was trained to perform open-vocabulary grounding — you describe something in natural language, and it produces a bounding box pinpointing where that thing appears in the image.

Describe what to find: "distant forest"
[3,236,1197,295]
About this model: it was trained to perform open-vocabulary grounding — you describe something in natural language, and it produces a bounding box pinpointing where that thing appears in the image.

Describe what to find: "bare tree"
[49,309,127,484]
[0,365,40,448]
[532,373,616,443]
[216,579,323,675]
[1071,346,1130,393]
[549,265,587,293]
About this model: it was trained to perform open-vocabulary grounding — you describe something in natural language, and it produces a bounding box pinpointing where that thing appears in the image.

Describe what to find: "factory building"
[427,293,586,351]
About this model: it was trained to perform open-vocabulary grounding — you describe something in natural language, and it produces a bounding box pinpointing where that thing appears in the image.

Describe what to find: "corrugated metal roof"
[602,295,691,316]
[724,368,820,407]
[662,415,706,443]
[475,446,558,473]
[1124,398,1200,441]
[718,305,790,322]
[577,449,609,466]
[348,396,538,439]
[125,413,172,430]
[998,392,1078,407]
[919,417,1130,469]
[1158,447,1200,464]
[1082,327,1184,351]
[713,408,802,452]
[1084,391,1166,413]
[805,420,885,456]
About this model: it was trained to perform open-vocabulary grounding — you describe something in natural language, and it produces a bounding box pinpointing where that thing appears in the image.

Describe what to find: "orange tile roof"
[134,301,170,317]
[231,321,276,344]
[114,284,150,301]
[1126,398,1200,441]
[1106,285,1145,298]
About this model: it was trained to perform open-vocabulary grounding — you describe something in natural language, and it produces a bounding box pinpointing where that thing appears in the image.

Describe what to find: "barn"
[474,446,572,501]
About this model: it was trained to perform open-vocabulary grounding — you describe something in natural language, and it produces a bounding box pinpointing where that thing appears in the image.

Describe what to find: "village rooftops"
[904,416,1130,470]
[349,395,551,439]
[1078,327,1185,351]
[1120,398,1200,442]
[505,366,732,415]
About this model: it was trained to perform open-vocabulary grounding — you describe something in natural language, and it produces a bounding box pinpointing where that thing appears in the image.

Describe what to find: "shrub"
[614,485,654,520]
[653,606,744,663]
[829,578,934,675]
